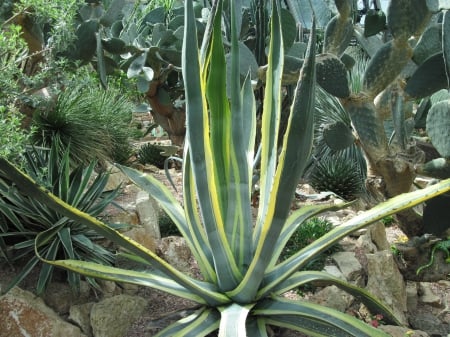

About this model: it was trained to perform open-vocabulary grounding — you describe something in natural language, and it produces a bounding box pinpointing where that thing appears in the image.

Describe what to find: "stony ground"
[1,164,449,337]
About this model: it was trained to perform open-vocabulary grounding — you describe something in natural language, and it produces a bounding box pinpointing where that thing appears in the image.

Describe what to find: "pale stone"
[368,221,390,251]
[90,295,147,337]
[322,265,345,280]
[122,226,158,252]
[418,282,443,308]
[309,285,354,312]
[331,251,363,284]
[0,287,86,337]
[43,281,91,314]
[69,302,95,337]
[158,236,192,275]
[97,280,122,298]
[406,281,419,311]
[135,190,160,239]
[104,163,130,191]
[366,251,408,325]
[356,231,378,254]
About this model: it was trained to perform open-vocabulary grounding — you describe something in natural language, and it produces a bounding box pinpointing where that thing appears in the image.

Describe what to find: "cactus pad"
[363,40,413,97]
[405,53,448,99]
[426,100,450,158]
[387,0,431,40]
[316,53,350,98]
[324,15,353,56]
[343,95,388,153]
[412,23,442,65]
[323,121,355,151]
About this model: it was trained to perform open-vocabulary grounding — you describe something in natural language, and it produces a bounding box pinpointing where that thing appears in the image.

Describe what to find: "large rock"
[90,294,147,337]
[43,281,91,314]
[331,251,364,285]
[136,190,160,239]
[365,251,408,325]
[0,287,86,337]
[309,285,354,312]
[69,302,95,337]
[158,236,192,275]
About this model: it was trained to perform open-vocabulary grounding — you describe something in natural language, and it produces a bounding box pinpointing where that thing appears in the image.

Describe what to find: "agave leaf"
[218,303,254,337]
[182,152,216,283]
[272,270,401,325]
[183,0,241,291]
[225,0,253,271]
[33,258,207,304]
[154,307,220,337]
[254,297,390,337]
[253,0,284,247]
[230,10,316,304]
[119,164,215,282]
[260,178,450,297]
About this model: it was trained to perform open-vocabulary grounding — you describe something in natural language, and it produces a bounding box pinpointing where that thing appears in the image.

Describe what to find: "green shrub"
[32,84,135,167]
[0,142,122,294]
[281,217,340,271]
[0,105,31,163]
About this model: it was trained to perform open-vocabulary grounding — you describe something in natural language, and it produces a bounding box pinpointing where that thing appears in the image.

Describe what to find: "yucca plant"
[0,143,122,294]
[1,1,450,336]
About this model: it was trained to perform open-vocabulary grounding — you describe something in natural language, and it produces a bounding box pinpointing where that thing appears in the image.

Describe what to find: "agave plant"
[0,143,122,294]
[1,1,450,336]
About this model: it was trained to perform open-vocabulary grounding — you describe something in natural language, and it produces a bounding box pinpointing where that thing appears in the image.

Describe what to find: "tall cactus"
[315,0,449,239]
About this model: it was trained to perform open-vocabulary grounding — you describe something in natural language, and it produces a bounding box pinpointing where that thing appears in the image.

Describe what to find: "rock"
[97,280,122,298]
[331,251,364,285]
[322,265,345,280]
[309,285,354,312]
[90,294,147,337]
[122,226,158,252]
[418,282,443,308]
[158,236,192,275]
[136,190,160,239]
[356,230,378,254]
[43,281,91,314]
[104,163,130,191]
[409,311,450,336]
[406,281,419,312]
[378,325,429,337]
[365,251,408,325]
[368,222,390,251]
[69,302,95,337]
[0,287,86,337]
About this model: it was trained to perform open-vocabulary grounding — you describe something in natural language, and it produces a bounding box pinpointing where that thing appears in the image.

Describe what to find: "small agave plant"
[1,1,450,336]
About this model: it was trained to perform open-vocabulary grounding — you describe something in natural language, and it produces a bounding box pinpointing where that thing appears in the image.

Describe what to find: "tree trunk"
[146,80,186,147]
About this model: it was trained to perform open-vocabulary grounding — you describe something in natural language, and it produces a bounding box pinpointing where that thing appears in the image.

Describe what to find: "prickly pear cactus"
[316,53,350,98]
[362,39,413,98]
[426,100,450,158]
[323,121,355,151]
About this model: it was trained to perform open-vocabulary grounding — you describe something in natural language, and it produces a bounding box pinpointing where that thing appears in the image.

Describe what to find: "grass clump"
[32,84,135,167]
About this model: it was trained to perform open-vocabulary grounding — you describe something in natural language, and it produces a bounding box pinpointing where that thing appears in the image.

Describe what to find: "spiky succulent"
[137,143,167,169]
[310,157,364,200]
